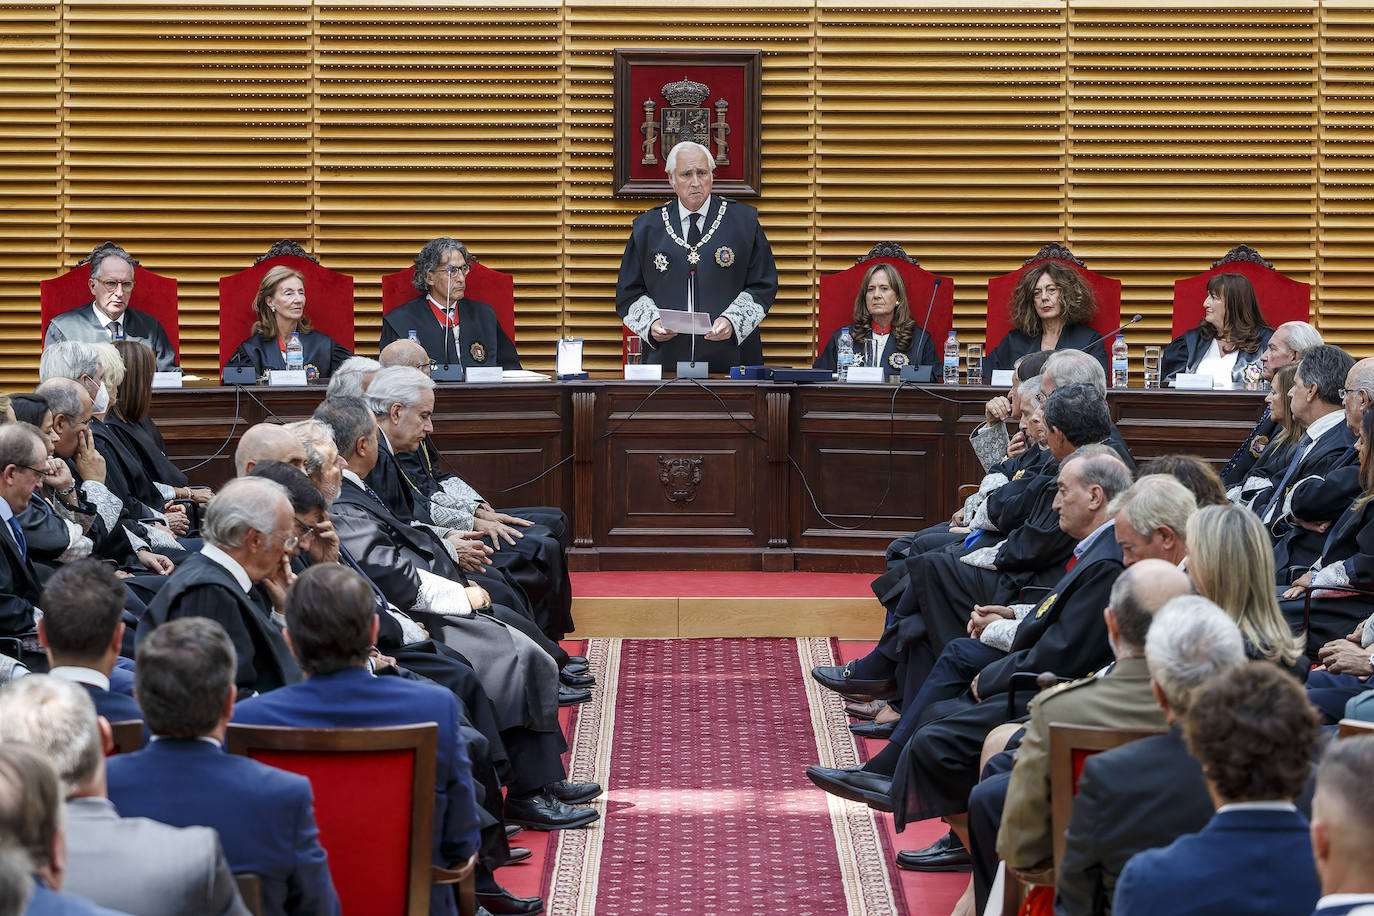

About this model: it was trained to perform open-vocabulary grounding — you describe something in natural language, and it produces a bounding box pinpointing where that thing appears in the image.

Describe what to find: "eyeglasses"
[98,280,135,293]
[443,263,471,276]
[16,464,47,478]
[1340,387,1369,400]
[292,517,316,542]
[1032,287,1058,300]
[270,530,300,551]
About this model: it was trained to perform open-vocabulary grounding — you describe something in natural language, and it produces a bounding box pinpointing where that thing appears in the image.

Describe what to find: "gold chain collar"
[660,199,728,265]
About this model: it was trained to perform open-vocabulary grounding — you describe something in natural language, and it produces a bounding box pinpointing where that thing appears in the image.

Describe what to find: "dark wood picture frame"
[612,49,762,198]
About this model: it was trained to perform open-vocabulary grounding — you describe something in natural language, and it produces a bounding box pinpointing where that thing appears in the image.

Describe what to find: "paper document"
[501,370,552,382]
[658,308,714,335]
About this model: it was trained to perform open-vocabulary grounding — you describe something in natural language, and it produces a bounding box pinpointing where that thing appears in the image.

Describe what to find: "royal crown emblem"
[639,75,732,169]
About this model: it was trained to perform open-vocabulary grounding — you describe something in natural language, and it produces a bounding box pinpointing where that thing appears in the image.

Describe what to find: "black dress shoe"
[565,655,587,666]
[849,719,896,739]
[559,669,596,688]
[504,824,524,840]
[558,685,592,706]
[504,790,600,830]
[504,846,532,864]
[896,831,971,872]
[547,779,602,804]
[806,764,894,812]
[475,887,544,915]
[810,663,898,701]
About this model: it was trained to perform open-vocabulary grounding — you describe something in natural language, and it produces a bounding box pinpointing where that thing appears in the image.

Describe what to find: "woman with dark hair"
[226,265,353,380]
[105,340,211,508]
[1228,363,1306,511]
[984,260,1105,373]
[814,263,936,374]
[1161,272,1273,387]
[1138,454,1230,507]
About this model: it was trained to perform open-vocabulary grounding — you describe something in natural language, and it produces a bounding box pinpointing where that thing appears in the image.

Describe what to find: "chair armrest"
[432,855,476,885]
[1006,671,1066,719]
[1007,863,1055,887]
[957,483,978,502]
[1288,582,1374,635]
[433,855,478,916]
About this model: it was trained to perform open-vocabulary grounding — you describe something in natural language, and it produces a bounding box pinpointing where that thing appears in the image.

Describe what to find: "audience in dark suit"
[1113,662,1322,916]
[0,676,247,916]
[1310,735,1374,915]
[37,561,141,723]
[108,617,338,916]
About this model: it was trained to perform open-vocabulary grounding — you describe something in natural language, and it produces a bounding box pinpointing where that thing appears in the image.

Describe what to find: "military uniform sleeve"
[997,689,1062,869]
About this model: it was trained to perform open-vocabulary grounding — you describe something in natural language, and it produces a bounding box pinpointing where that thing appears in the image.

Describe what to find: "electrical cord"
[173,384,242,474]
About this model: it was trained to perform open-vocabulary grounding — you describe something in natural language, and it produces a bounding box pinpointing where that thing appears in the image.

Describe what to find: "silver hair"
[664,141,715,176]
[0,675,103,797]
[1062,444,1133,503]
[325,356,380,400]
[1145,597,1246,715]
[86,243,136,279]
[201,477,289,550]
[38,340,101,384]
[32,379,82,422]
[90,342,125,392]
[411,237,469,293]
[364,366,433,417]
[1018,375,1042,401]
[285,420,331,478]
[1044,350,1107,398]
[1108,474,1197,542]
[1279,321,1323,354]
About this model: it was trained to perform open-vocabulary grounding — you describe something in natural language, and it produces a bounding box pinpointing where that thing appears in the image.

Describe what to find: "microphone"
[913,276,940,366]
[1082,314,1143,351]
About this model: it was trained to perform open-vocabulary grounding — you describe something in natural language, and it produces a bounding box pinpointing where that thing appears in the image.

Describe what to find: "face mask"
[91,382,109,415]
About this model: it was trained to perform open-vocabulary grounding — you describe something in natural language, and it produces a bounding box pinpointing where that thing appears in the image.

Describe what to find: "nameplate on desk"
[466,367,503,383]
[267,369,308,387]
[624,364,662,380]
[1173,373,1214,390]
[845,366,885,384]
[150,371,183,389]
[990,369,1015,388]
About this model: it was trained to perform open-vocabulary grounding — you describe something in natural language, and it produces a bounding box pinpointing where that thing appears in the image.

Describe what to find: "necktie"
[686,212,702,246]
[7,518,25,561]
[109,320,122,341]
[1261,433,1313,521]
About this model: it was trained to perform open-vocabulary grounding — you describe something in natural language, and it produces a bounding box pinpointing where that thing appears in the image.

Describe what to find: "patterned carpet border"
[547,637,620,916]
[799,637,903,916]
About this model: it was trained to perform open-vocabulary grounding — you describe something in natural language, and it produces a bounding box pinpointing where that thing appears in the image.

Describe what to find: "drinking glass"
[1143,346,1161,389]
[965,343,984,386]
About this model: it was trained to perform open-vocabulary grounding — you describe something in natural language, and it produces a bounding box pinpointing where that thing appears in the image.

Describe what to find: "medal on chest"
[661,200,728,267]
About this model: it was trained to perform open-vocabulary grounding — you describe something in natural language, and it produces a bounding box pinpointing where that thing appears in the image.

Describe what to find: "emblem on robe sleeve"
[1034,592,1058,619]
[653,251,669,273]
[1249,434,1269,459]
[470,342,486,363]
[714,246,735,268]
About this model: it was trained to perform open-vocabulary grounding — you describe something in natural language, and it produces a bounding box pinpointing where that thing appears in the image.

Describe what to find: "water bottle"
[836,328,855,381]
[943,331,959,384]
[1111,334,1129,388]
[286,331,304,371]
[407,330,419,345]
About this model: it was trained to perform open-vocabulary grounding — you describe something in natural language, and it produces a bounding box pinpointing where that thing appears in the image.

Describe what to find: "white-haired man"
[615,140,777,372]
[1221,319,1323,486]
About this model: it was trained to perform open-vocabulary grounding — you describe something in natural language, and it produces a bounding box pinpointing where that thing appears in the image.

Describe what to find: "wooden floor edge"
[568,595,884,639]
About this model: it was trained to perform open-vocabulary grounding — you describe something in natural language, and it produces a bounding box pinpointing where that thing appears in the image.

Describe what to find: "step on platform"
[568,571,884,638]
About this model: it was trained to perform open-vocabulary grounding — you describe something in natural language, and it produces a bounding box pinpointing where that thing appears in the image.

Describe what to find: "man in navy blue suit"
[1310,735,1374,916]
[232,563,483,916]
[107,617,339,916]
[38,560,142,723]
[1113,662,1323,916]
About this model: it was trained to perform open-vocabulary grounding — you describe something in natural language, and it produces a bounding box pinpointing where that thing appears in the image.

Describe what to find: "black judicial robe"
[45,304,179,371]
[379,297,521,371]
[104,414,188,490]
[983,322,1108,375]
[138,553,301,697]
[226,329,353,379]
[814,325,937,374]
[616,195,778,373]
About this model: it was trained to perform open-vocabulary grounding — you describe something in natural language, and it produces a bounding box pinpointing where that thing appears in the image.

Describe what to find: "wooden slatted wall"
[3,2,1374,385]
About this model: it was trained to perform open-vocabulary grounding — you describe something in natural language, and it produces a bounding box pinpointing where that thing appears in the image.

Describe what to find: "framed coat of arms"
[612,49,762,198]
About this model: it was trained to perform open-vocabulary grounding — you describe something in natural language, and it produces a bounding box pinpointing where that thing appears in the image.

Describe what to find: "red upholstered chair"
[226,722,476,916]
[381,258,516,342]
[817,243,955,361]
[985,244,1123,352]
[39,248,181,358]
[1171,245,1311,338]
[216,242,356,371]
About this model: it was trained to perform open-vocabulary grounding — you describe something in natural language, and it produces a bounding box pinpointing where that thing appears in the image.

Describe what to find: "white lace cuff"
[80,481,122,532]
[440,476,481,513]
[969,500,1000,534]
[155,482,176,502]
[624,295,659,341]
[144,524,179,552]
[57,521,91,564]
[960,544,1002,571]
[720,292,765,342]
[981,617,1020,652]
[414,568,474,618]
[1312,561,1352,590]
[387,607,429,645]
[124,527,148,552]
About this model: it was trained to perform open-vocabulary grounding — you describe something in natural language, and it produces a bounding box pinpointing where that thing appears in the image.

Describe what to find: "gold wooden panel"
[3,2,1374,387]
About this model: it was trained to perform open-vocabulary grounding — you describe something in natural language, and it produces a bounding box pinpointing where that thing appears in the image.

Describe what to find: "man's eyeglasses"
[98,280,135,293]
[16,465,47,478]
[443,264,471,276]
[1340,387,1370,400]
[293,517,316,543]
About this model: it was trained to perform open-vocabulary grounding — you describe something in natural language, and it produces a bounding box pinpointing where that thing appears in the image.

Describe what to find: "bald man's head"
[1107,558,1193,657]
[379,339,432,374]
[234,423,308,477]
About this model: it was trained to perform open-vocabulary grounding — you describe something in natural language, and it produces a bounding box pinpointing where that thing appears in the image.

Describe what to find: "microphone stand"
[676,268,708,379]
[431,266,465,382]
[900,276,941,383]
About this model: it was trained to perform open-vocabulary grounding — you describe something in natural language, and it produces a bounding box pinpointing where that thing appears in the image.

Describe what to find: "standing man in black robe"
[616,140,778,372]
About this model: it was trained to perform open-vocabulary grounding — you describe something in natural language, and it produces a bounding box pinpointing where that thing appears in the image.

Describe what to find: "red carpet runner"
[547,638,905,915]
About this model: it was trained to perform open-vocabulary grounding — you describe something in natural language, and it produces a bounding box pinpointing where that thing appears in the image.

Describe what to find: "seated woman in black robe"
[1161,272,1273,387]
[1229,363,1306,511]
[226,265,353,380]
[814,263,936,375]
[1279,404,1374,659]
[984,260,1106,374]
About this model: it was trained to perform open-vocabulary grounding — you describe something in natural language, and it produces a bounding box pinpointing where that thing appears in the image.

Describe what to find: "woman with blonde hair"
[814,262,936,374]
[1186,503,1305,677]
[226,265,353,379]
[1229,362,1307,510]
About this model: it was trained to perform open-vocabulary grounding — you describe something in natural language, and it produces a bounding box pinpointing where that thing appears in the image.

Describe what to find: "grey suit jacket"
[45,304,178,370]
[62,797,248,916]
